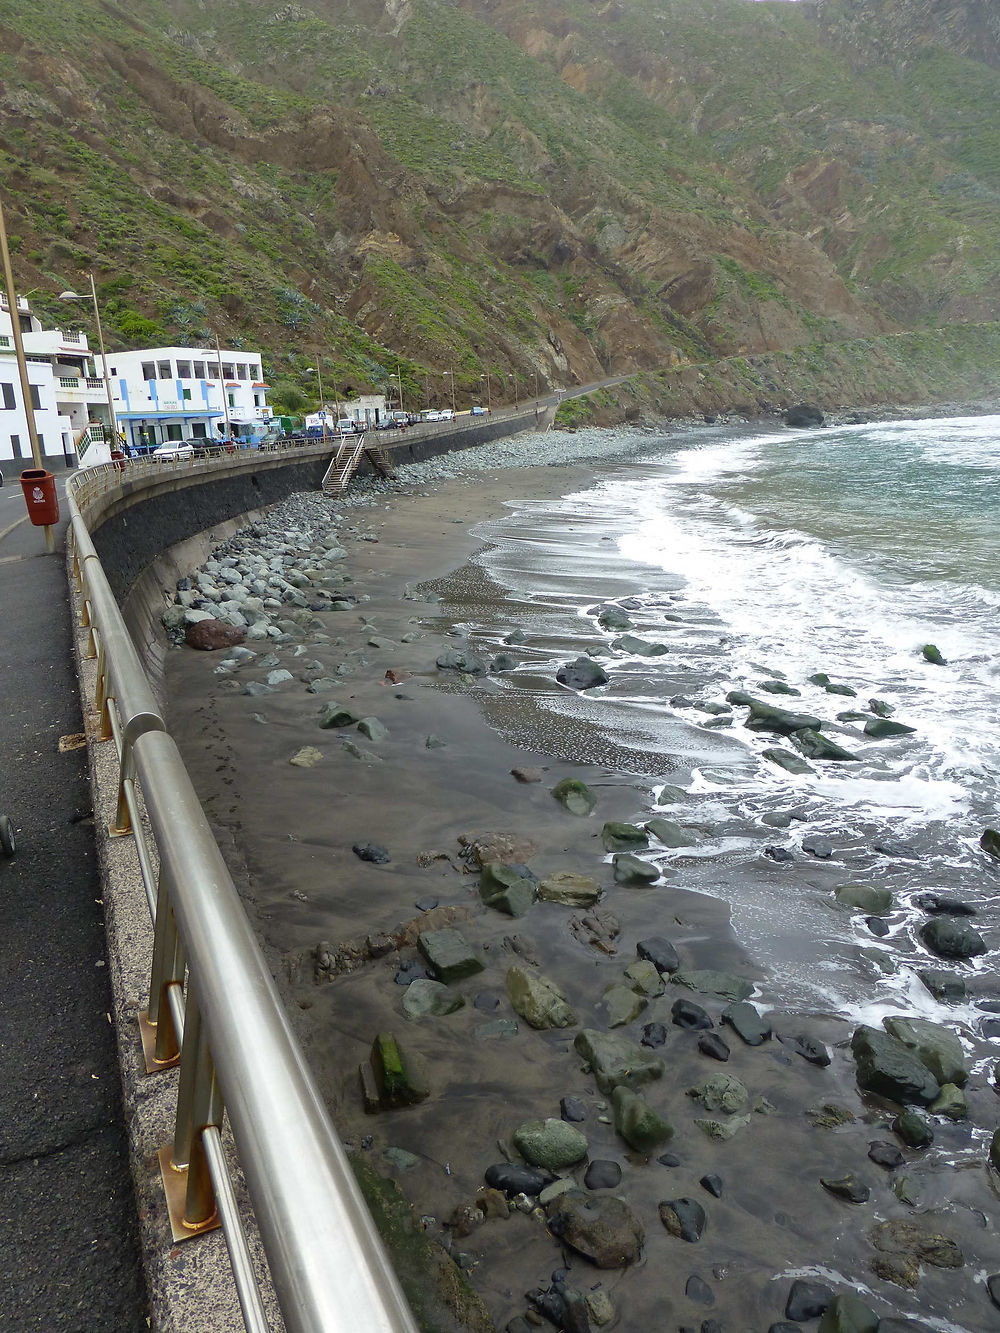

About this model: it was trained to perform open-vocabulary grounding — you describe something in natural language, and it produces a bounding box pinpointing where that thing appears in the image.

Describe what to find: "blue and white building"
[108,347,273,450]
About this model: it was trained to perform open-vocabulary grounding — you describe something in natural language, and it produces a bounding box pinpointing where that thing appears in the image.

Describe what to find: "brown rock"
[384,668,411,683]
[476,1187,510,1220]
[569,909,621,955]
[458,830,538,868]
[511,767,544,783]
[185,619,247,650]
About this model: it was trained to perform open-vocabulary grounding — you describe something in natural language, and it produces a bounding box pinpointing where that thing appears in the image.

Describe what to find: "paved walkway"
[0,471,146,1331]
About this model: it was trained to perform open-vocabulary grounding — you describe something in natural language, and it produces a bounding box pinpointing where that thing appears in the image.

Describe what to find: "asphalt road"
[0,468,146,1332]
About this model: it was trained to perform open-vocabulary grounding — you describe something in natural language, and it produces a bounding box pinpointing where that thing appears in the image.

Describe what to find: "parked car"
[336,419,356,434]
[423,410,443,422]
[469,404,487,415]
[438,408,456,421]
[153,441,195,460]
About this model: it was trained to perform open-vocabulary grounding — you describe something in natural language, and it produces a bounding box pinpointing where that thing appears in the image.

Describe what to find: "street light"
[305,364,328,441]
[444,369,456,413]
[480,370,492,415]
[59,275,120,456]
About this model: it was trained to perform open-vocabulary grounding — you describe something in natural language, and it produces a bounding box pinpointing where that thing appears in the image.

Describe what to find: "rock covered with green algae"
[479,861,538,917]
[574,1028,665,1094]
[551,778,598,816]
[512,1118,588,1171]
[612,1086,673,1153]
[506,966,576,1030]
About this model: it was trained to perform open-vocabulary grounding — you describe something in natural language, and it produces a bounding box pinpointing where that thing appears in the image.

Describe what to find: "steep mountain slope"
[0,0,995,406]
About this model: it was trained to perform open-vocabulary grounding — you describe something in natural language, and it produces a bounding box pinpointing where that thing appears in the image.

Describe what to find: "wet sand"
[164,448,1000,1333]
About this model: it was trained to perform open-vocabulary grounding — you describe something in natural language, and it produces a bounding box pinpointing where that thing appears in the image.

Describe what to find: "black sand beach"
[160,427,1000,1333]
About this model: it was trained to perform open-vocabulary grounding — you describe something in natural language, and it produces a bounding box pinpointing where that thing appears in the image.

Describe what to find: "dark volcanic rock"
[561,1096,587,1123]
[920,917,987,959]
[658,1197,706,1242]
[484,1163,551,1197]
[699,1174,723,1198]
[698,1033,730,1062]
[868,1140,905,1169]
[820,1173,871,1203]
[785,403,824,427]
[785,1279,833,1321]
[918,970,967,1003]
[914,892,976,915]
[546,1191,644,1267]
[787,1034,831,1067]
[672,999,714,1031]
[637,936,680,974]
[556,657,609,691]
[801,834,835,859]
[792,728,859,761]
[851,1026,940,1106]
[685,1274,714,1305]
[584,1159,622,1190]
[641,1022,668,1048]
[722,1001,772,1046]
[353,842,390,864]
[893,1110,934,1149]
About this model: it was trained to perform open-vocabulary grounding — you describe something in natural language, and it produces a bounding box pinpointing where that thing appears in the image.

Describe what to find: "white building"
[0,295,113,470]
[340,394,387,428]
[108,346,273,451]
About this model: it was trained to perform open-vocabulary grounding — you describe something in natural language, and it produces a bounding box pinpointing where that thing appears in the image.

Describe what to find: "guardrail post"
[159,987,222,1239]
[139,867,184,1071]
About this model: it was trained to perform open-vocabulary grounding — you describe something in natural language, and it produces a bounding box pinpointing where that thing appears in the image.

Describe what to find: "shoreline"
[162,415,999,1333]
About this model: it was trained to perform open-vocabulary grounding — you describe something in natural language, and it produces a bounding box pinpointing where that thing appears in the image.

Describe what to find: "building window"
[237,363,249,380]
[0,383,14,410]
[182,388,192,401]
[176,361,192,379]
[18,315,31,334]
[166,424,182,440]
[109,365,116,375]
[193,361,206,379]
[254,393,263,407]
[158,361,171,379]
[207,363,220,379]
[191,423,207,439]
[0,336,10,347]
[141,362,156,381]
[29,385,41,411]
[222,363,234,378]
[228,393,235,408]
[10,433,21,455]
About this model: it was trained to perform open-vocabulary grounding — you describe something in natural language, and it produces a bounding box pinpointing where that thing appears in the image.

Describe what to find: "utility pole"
[0,192,54,551]
[214,332,232,441]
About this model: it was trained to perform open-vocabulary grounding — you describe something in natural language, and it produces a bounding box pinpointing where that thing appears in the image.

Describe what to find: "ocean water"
[468,415,1000,1035]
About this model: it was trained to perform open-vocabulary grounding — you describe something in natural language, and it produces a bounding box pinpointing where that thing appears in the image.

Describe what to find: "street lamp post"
[394,362,404,416]
[306,364,328,441]
[444,369,456,413]
[481,370,492,415]
[0,193,53,551]
[59,274,120,457]
[214,333,232,443]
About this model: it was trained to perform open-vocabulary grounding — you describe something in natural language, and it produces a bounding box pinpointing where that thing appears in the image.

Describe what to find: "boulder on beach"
[817,1294,878,1333]
[850,1026,940,1106]
[689,1073,748,1114]
[738,697,823,736]
[658,1196,706,1242]
[637,936,680,974]
[573,1028,665,1094]
[601,821,649,853]
[597,606,632,631]
[417,928,484,983]
[506,966,576,1030]
[882,1016,968,1087]
[763,747,815,775]
[538,871,602,906]
[644,817,696,848]
[551,778,598,816]
[864,718,916,739]
[513,1118,588,1171]
[612,1086,673,1152]
[981,828,1000,860]
[436,648,488,675]
[919,916,986,959]
[672,969,754,1002]
[613,853,659,885]
[722,1001,772,1046]
[364,1032,430,1109]
[611,634,669,656]
[601,983,647,1027]
[835,883,893,914]
[317,702,360,729]
[556,657,609,691]
[185,618,247,651]
[479,861,538,917]
[402,978,465,1020]
[545,1191,644,1268]
[791,728,859,762]
[785,403,824,428]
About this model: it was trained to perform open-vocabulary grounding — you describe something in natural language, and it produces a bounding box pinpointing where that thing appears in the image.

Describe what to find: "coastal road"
[0,469,147,1331]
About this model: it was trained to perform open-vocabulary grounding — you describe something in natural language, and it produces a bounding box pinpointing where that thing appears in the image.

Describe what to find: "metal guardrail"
[66,464,420,1333]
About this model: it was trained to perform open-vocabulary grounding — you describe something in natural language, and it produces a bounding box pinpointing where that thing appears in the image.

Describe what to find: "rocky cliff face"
[0,0,995,402]
[811,0,1000,69]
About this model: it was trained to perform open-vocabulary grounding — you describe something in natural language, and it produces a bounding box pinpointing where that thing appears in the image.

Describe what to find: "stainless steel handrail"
[66,465,420,1333]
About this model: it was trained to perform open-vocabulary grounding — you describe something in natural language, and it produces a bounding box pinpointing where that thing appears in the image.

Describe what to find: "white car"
[423,410,443,422]
[438,408,455,421]
[153,442,195,460]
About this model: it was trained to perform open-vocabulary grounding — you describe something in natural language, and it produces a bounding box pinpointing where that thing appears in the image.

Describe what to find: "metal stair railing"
[321,432,367,494]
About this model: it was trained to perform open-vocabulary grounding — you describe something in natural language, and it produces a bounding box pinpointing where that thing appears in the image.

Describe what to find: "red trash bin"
[20,469,60,527]
[110,449,126,472]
